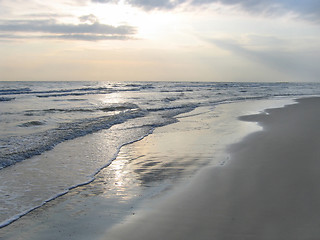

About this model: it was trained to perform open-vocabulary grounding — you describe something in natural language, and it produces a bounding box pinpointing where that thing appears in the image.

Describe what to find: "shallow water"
[0,81,319,229]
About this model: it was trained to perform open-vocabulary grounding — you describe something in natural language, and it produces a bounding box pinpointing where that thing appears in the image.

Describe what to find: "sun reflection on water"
[97,149,141,202]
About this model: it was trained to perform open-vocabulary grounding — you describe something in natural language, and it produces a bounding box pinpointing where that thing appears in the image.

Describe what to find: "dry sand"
[104,97,320,240]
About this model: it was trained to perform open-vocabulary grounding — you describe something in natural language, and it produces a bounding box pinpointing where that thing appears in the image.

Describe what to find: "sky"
[1,0,320,82]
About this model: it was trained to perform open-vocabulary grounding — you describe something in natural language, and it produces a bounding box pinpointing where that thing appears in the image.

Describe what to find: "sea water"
[0,81,319,228]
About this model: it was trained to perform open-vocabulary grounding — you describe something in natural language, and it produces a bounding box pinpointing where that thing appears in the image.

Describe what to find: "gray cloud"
[204,0,320,22]
[127,0,187,10]
[92,0,320,22]
[0,19,135,34]
[0,33,132,41]
[79,14,98,24]
[91,0,184,10]
[51,34,130,40]
[0,19,136,41]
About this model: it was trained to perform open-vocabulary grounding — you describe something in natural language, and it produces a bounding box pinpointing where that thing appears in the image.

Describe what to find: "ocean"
[0,81,319,229]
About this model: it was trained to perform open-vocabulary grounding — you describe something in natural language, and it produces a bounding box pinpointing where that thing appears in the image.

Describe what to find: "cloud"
[0,18,136,41]
[206,0,320,22]
[0,33,132,41]
[91,0,185,10]
[127,0,188,10]
[79,14,98,24]
[92,0,320,23]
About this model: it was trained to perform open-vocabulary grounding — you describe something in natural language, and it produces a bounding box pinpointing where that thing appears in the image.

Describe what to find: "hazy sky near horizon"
[1,0,320,82]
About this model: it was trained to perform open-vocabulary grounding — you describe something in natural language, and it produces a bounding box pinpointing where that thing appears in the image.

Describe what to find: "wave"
[147,104,197,113]
[0,127,153,229]
[124,83,155,89]
[0,97,15,102]
[0,86,111,97]
[161,97,180,102]
[160,89,193,93]
[37,92,91,98]
[0,85,155,99]
[100,103,139,112]
[0,102,197,228]
[35,87,147,98]
[0,88,31,95]
[18,121,45,127]
[0,101,197,169]
[23,103,140,116]
[0,108,146,169]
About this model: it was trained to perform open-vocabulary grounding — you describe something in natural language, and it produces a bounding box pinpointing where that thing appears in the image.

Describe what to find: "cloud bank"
[92,0,320,23]
[0,17,136,41]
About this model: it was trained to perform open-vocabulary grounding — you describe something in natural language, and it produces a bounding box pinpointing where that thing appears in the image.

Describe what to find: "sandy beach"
[105,97,320,240]
[1,97,319,240]
[2,0,320,237]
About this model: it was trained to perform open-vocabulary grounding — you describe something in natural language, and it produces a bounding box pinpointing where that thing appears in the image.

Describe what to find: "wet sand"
[105,97,320,240]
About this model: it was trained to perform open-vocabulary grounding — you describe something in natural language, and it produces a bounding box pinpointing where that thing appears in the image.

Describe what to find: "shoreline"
[105,97,320,240]
[0,98,300,240]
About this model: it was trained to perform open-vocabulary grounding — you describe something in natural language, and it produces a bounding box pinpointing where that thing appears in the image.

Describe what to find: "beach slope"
[105,97,320,240]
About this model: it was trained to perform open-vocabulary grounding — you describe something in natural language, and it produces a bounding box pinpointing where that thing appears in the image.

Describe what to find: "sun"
[80,1,179,40]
